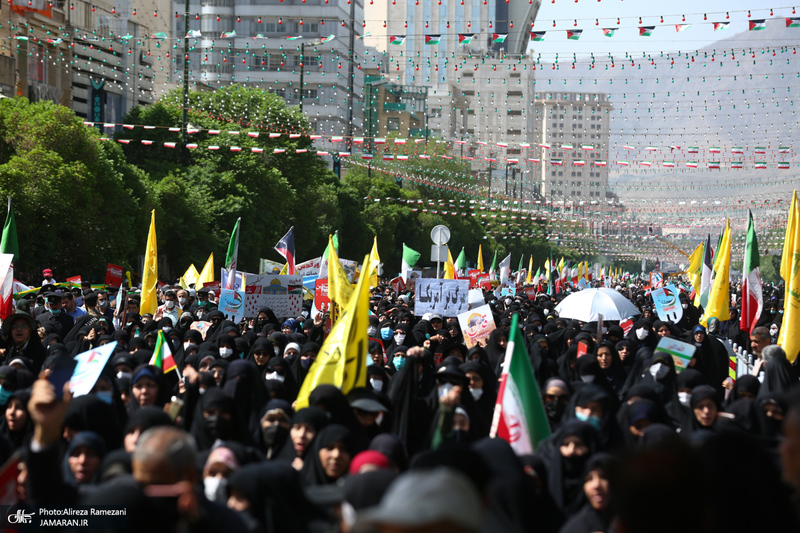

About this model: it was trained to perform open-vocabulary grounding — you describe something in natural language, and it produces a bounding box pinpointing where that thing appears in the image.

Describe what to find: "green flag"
[224,217,240,290]
[456,247,467,270]
[518,254,524,273]
[490,250,498,273]
[1,197,18,264]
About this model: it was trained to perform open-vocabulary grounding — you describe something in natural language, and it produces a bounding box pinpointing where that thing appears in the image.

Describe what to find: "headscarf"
[63,430,107,486]
[300,424,355,486]
[545,420,600,515]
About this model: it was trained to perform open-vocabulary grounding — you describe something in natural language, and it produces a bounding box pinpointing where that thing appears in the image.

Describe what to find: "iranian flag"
[224,217,241,290]
[150,331,178,374]
[490,314,551,455]
[755,161,768,169]
[740,210,762,334]
[0,254,13,320]
[779,162,792,169]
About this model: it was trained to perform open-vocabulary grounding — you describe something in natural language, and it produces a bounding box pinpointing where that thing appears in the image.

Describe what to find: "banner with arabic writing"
[413,279,469,317]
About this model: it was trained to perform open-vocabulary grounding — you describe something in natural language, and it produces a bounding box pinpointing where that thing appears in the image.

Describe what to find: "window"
[387,117,400,131]
[507,110,522,116]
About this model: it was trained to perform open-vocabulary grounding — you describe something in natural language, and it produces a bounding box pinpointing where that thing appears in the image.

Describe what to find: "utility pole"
[181,0,190,165]
[298,42,305,113]
[345,0,357,154]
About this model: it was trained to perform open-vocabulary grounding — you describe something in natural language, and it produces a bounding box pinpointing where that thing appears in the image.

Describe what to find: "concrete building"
[170,0,366,145]
[532,91,613,202]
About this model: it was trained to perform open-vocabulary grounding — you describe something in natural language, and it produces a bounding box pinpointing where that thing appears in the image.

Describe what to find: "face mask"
[678,392,692,407]
[165,300,175,310]
[95,390,113,405]
[116,371,132,381]
[0,386,12,405]
[162,326,172,333]
[273,346,280,357]
[438,382,455,399]
[649,362,669,380]
[98,300,109,309]
[367,326,378,338]
[369,378,384,392]
[394,333,406,345]
[393,356,406,371]
[301,358,314,369]
[470,388,483,401]
[266,371,285,383]
[381,327,393,341]
[284,354,297,366]
[204,415,232,440]
[770,328,779,336]
[261,424,288,448]
[580,375,596,383]
[682,303,688,309]
[545,399,566,421]
[203,476,227,502]
[575,410,602,430]
[636,328,648,340]
[219,347,233,358]
[178,297,188,306]
[183,342,195,352]
[49,308,61,315]
[198,387,207,395]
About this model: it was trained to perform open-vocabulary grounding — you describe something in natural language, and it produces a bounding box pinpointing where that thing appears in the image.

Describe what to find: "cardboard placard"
[458,304,496,349]
[190,321,213,340]
[414,279,469,317]
[70,342,117,397]
[218,289,246,323]
[656,337,697,373]
[242,274,304,318]
[651,284,683,323]
[105,263,123,287]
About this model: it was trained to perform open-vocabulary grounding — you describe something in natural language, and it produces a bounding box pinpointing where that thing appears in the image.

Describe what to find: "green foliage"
[759,254,782,284]
[0,97,148,279]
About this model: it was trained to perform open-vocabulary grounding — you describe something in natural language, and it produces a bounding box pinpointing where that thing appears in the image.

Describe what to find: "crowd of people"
[0,270,798,533]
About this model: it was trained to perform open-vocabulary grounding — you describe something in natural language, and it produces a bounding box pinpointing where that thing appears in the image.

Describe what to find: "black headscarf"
[300,424,355,486]
[308,384,369,453]
[679,384,720,437]
[63,394,123,451]
[564,384,623,451]
[756,350,795,401]
[544,420,600,515]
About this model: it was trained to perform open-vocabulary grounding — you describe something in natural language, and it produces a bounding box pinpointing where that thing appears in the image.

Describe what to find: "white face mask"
[183,341,195,352]
[470,388,483,401]
[165,300,175,310]
[770,328,779,336]
[581,375,596,383]
[369,378,384,393]
[649,362,668,380]
[274,346,280,356]
[178,297,188,306]
[682,303,689,309]
[203,476,227,502]
[162,326,172,333]
[678,391,692,407]
[394,333,406,345]
[219,347,233,358]
[636,328,649,340]
[266,371,285,383]
[367,326,378,338]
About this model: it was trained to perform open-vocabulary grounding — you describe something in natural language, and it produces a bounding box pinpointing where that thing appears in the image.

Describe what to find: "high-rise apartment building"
[532,91,613,201]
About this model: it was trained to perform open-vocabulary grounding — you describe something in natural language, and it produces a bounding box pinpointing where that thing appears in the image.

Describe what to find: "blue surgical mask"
[381,327,393,341]
[575,410,602,430]
[0,386,12,405]
[96,390,113,405]
[393,356,406,371]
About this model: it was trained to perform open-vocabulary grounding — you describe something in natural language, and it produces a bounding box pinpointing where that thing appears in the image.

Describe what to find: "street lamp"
[364,76,387,176]
[298,37,326,114]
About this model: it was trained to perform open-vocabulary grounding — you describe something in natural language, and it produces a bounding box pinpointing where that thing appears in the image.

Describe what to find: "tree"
[0,97,149,281]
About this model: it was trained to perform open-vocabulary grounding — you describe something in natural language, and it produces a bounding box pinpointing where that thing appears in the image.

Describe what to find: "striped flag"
[787,17,800,28]
[602,28,617,37]
[566,29,582,40]
[713,21,730,31]
[639,26,655,36]
[150,331,178,374]
[749,19,766,31]
[274,227,296,275]
[224,218,241,290]
[741,210,762,334]
[530,31,546,41]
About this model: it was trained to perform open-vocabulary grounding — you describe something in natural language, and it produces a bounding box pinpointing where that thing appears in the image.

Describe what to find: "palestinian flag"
[675,24,691,32]
[687,146,699,153]
[253,33,267,39]
[425,34,441,45]
[286,35,302,40]
[594,160,607,167]
[731,161,743,169]
[530,31,546,41]
[787,17,800,28]
[566,29,582,40]
[749,19,766,31]
[458,33,474,44]
[320,34,336,43]
[708,161,721,169]
[617,161,630,166]
[740,210,763,334]
[602,28,617,37]
[357,32,371,39]
[709,147,721,153]
[686,161,698,168]
[639,26,655,36]
[150,331,178,374]
[186,30,202,38]
[151,32,168,39]
[780,147,792,153]
[732,147,744,154]
[389,35,406,45]
[779,162,791,169]
[713,22,730,31]
[755,147,767,154]
[492,33,507,43]
[490,314,551,455]
[220,30,236,38]
[755,161,767,169]
[274,226,296,274]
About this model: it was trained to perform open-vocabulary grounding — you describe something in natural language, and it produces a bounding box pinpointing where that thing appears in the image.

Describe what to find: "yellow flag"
[779,191,800,362]
[295,254,371,409]
[328,234,354,323]
[477,245,484,273]
[687,244,703,300]
[701,219,731,325]
[525,256,533,285]
[196,253,215,289]
[444,247,456,279]
[279,262,288,275]
[179,264,199,290]
[141,210,158,315]
[368,236,381,288]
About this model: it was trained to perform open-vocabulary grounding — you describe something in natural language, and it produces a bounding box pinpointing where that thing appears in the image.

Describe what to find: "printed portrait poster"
[458,304,496,349]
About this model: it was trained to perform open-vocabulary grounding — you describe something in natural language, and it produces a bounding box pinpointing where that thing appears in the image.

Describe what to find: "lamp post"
[364,76,387,177]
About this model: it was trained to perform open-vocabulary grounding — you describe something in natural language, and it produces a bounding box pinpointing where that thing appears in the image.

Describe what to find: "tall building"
[532,91,613,201]
[170,0,366,142]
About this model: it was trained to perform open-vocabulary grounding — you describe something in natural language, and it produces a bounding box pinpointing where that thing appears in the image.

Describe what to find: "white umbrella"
[554,288,641,323]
